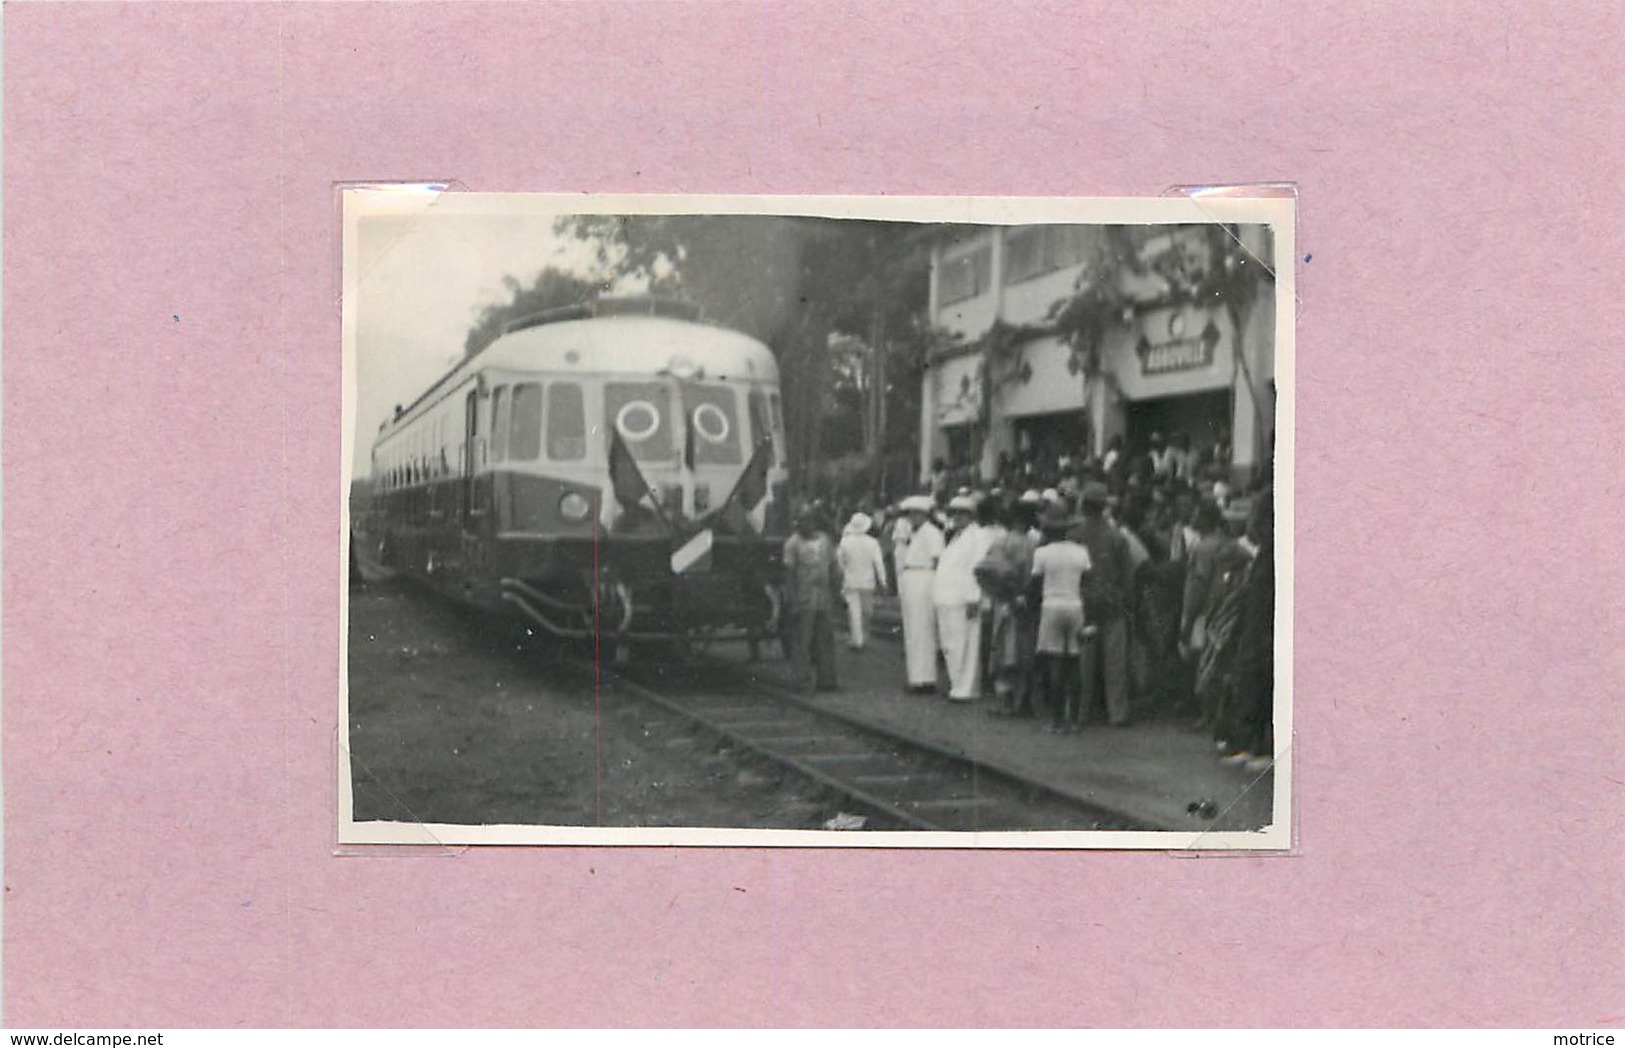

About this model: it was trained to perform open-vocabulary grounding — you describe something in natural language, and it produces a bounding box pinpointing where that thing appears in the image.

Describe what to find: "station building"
[918,223,1276,486]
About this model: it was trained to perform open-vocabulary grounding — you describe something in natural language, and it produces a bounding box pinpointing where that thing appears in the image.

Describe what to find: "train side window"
[748,388,771,450]
[510,382,543,461]
[490,386,509,463]
[546,382,586,461]
[768,391,786,462]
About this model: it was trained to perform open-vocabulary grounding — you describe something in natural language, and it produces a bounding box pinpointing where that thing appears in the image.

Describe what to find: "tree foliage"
[463,267,610,360]
[553,215,933,493]
[1045,222,1275,450]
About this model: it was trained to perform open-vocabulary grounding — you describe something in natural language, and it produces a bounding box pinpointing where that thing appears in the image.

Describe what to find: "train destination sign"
[1136,317,1222,375]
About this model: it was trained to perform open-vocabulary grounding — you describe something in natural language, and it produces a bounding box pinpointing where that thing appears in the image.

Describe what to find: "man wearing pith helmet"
[933,494,992,702]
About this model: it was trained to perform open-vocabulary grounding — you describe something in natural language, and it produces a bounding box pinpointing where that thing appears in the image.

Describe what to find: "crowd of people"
[778,430,1276,774]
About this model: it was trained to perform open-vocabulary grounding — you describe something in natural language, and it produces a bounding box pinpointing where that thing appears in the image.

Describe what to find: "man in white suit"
[933,494,992,702]
[895,495,943,692]
[837,512,887,650]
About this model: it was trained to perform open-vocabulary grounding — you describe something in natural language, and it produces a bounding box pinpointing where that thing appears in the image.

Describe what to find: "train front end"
[480,310,790,652]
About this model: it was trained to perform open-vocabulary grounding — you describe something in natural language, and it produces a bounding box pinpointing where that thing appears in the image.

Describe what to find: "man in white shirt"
[1031,502,1095,730]
[895,495,944,692]
[933,495,993,701]
[1149,432,1174,478]
[837,512,887,651]
[888,505,914,597]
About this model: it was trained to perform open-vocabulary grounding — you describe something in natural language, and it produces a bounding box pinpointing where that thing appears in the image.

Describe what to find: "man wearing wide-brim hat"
[1071,481,1134,726]
[837,511,886,651]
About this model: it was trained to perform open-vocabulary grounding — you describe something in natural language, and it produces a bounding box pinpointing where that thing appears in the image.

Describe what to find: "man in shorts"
[1030,502,1095,732]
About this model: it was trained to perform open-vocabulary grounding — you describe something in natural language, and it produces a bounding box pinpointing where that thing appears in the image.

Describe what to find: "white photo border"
[338,190,1296,850]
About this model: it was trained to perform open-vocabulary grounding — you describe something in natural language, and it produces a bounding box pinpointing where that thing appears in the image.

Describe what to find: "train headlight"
[558,492,592,521]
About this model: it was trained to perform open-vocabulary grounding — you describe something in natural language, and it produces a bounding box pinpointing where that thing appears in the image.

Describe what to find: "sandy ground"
[345,577,859,830]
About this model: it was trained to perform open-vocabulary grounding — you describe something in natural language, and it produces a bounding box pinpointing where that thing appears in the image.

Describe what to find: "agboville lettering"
[1141,338,1213,375]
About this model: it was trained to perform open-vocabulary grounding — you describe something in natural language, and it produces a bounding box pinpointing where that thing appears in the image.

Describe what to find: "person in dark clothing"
[1218,488,1275,771]
[782,511,842,691]
[1071,481,1134,726]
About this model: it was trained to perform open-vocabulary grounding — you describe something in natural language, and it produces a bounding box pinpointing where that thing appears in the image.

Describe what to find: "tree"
[463,267,609,360]
[1046,223,1273,456]
[1047,226,1139,389]
[553,215,931,495]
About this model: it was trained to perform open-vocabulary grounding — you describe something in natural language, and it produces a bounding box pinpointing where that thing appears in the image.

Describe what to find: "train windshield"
[509,382,543,460]
[605,382,674,463]
[683,384,742,465]
[546,383,586,461]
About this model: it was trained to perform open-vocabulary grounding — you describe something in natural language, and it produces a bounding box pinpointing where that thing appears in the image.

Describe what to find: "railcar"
[357,297,791,651]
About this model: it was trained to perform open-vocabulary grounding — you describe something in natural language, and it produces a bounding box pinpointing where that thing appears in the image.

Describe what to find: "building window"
[1004,225,1092,285]
[937,245,991,305]
[510,382,543,460]
[1050,226,1090,270]
[546,382,586,461]
[944,424,976,470]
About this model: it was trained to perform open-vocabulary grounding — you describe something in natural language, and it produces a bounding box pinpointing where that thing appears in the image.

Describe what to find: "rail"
[579,657,1153,833]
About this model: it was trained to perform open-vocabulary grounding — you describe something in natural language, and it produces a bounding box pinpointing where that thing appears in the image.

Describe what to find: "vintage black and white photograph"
[340,192,1294,847]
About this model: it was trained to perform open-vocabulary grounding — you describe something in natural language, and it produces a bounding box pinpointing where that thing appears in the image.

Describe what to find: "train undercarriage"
[359,524,786,660]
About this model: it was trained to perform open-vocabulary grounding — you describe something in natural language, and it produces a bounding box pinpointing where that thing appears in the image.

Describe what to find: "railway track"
[586,657,1154,833]
[355,571,1157,833]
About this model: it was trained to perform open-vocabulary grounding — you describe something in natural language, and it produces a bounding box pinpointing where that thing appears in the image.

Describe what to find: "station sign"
[1136,310,1222,376]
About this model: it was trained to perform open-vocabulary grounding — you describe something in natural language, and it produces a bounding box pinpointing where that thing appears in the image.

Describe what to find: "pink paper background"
[6,1,1622,1028]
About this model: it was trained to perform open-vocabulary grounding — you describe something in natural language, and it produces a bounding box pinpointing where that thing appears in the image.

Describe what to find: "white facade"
[920,224,1276,484]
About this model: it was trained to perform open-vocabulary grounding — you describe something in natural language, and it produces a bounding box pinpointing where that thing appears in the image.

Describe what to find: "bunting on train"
[728,437,773,513]
[708,436,773,533]
[609,427,659,516]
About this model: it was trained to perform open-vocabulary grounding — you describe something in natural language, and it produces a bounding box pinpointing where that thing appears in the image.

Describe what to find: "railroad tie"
[850,773,917,786]
[691,705,775,718]
[706,719,813,733]
[907,795,1002,809]
[801,752,882,764]
[747,733,842,745]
